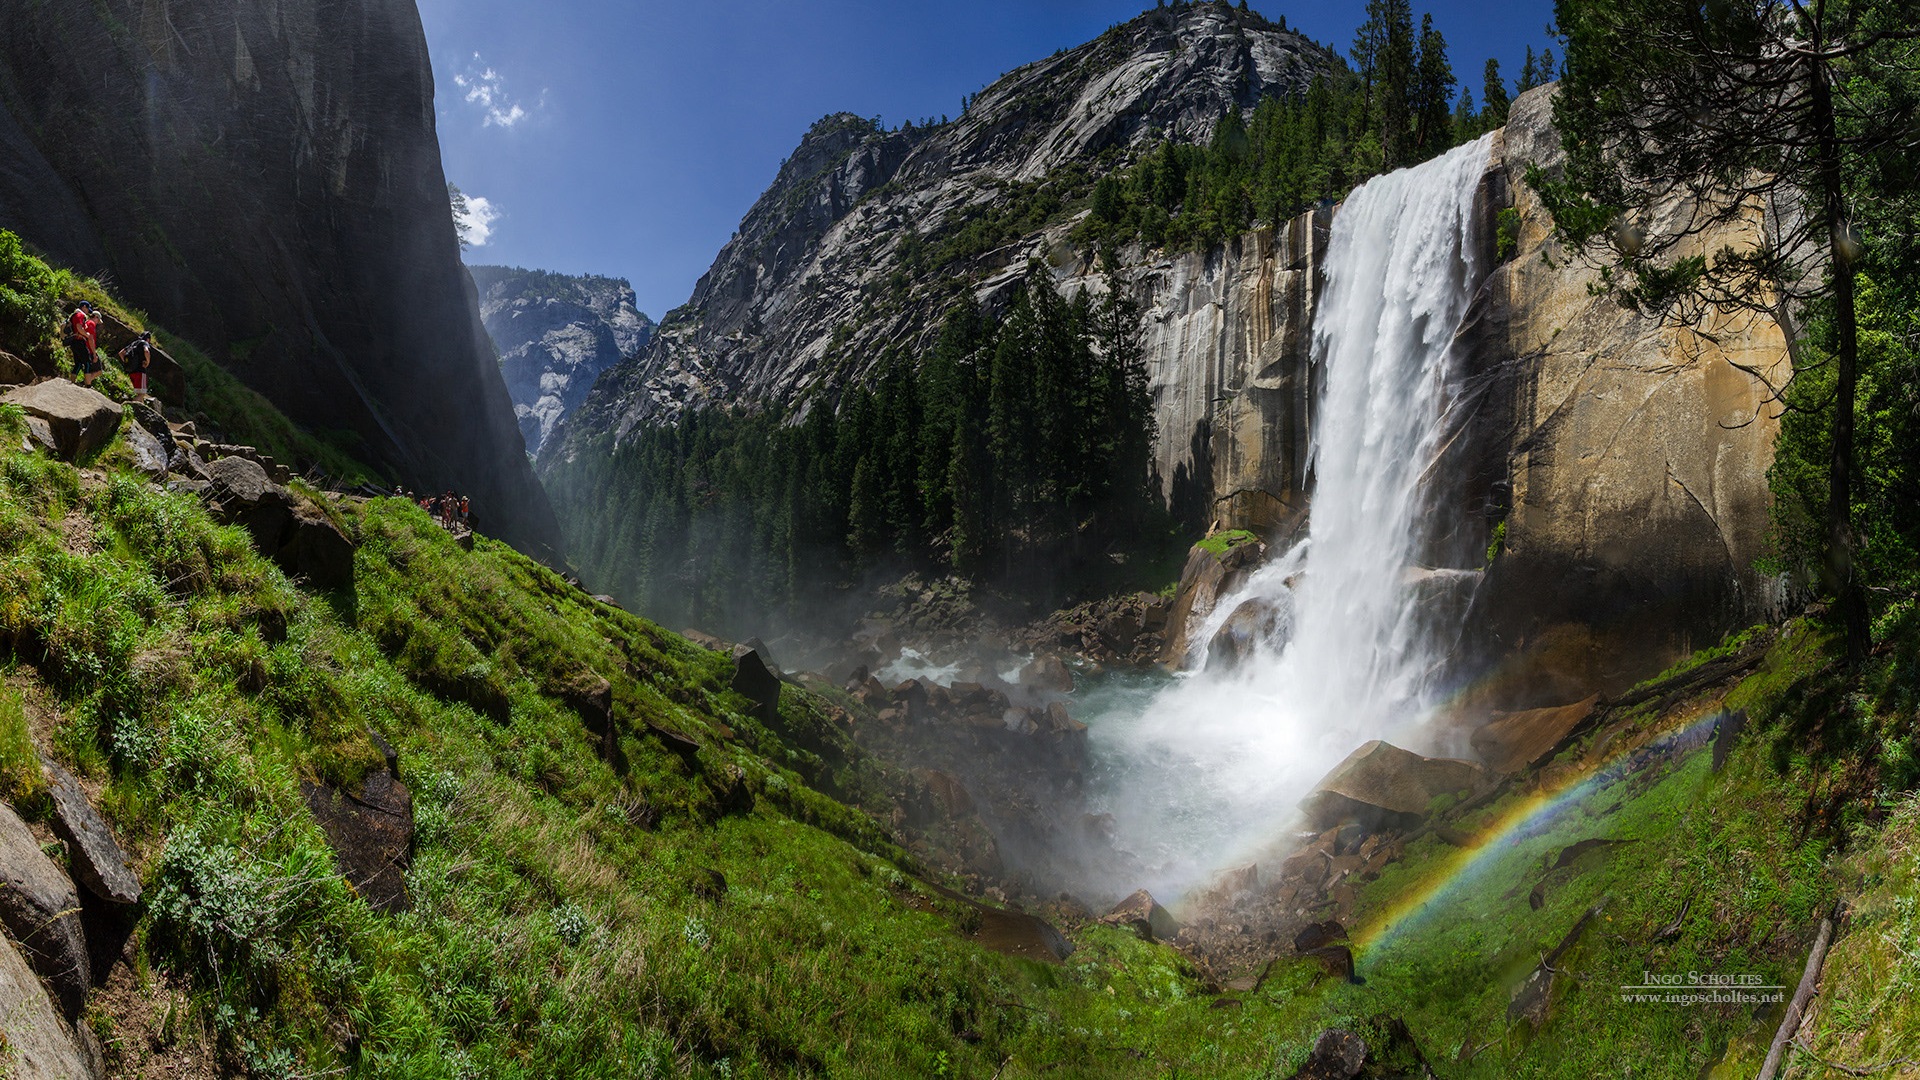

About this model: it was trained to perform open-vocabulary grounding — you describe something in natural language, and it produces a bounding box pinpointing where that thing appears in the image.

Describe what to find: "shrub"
[0,230,65,361]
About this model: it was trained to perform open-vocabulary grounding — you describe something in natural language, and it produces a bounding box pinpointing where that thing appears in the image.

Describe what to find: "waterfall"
[1085,134,1495,899]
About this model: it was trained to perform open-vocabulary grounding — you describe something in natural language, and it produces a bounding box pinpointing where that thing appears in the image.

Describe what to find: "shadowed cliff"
[0,0,561,559]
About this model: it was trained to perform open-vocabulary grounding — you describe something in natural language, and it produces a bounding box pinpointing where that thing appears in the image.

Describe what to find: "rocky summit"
[551,4,1335,449]
[470,267,655,456]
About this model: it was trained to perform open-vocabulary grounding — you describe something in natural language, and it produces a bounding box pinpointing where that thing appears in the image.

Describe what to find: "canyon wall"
[0,0,561,557]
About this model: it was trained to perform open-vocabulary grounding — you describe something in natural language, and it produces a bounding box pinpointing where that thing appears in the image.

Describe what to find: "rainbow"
[1353,710,1727,956]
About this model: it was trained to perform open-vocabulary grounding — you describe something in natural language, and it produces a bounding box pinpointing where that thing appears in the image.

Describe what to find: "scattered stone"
[0,800,91,1017]
[0,931,99,1079]
[303,771,414,914]
[1302,945,1357,983]
[1293,920,1347,953]
[1,379,123,461]
[1470,694,1599,775]
[1301,740,1487,833]
[40,759,140,906]
[0,349,34,386]
[121,420,169,478]
[1101,889,1181,942]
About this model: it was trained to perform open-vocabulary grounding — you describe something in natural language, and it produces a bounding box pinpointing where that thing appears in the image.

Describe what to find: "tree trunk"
[1808,45,1869,664]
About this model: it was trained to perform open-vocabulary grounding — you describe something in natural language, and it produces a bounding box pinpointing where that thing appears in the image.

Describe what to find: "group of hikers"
[65,301,155,403]
[395,487,471,531]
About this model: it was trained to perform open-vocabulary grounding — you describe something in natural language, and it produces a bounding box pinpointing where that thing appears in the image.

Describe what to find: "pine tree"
[1480,58,1510,129]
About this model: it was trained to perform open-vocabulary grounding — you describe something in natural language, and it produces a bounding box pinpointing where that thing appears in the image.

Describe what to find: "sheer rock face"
[0,0,561,559]
[470,267,654,456]
[1453,85,1792,701]
[553,5,1338,457]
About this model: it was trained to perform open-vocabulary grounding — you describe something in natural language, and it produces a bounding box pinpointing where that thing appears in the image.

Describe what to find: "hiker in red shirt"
[66,303,98,381]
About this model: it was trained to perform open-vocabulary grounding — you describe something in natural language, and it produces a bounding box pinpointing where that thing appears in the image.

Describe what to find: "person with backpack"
[117,331,155,403]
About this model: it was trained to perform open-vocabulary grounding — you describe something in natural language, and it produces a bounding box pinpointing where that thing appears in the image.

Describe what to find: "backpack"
[124,340,151,371]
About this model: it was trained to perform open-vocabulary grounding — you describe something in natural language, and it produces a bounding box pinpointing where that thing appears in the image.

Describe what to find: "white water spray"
[1086,135,1495,899]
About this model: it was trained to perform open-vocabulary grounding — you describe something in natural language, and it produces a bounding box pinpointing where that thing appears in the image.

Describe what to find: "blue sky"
[419,0,1556,319]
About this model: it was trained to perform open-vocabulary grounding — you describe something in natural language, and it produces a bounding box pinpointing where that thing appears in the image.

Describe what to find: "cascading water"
[1082,134,1496,900]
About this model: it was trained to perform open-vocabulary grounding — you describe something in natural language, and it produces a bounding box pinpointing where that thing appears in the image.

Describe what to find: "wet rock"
[1018,654,1075,693]
[1161,535,1267,667]
[0,800,90,1017]
[302,770,414,913]
[1206,595,1288,672]
[729,647,782,722]
[1101,889,1181,942]
[0,931,99,1079]
[1,379,122,461]
[1301,740,1487,833]
[1470,694,1599,775]
[40,759,139,906]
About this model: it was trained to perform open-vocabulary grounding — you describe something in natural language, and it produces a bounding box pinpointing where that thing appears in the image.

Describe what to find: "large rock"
[41,759,140,906]
[303,769,413,914]
[1206,594,1288,672]
[0,801,91,1017]
[1284,1018,1430,1080]
[1101,889,1180,943]
[1456,84,1791,698]
[729,647,782,722]
[1301,741,1486,833]
[0,348,34,386]
[1162,534,1269,668]
[203,457,354,590]
[121,419,169,478]
[0,932,99,1079]
[0,0,563,559]
[0,380,122,461]
[1470,694,1600,775]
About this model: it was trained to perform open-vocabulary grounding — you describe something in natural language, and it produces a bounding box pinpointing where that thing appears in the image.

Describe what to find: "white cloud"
[453,53,533,129]
[454,193,500,247]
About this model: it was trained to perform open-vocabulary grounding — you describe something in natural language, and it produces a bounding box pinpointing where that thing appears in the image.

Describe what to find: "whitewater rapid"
[1084,134,1496,899]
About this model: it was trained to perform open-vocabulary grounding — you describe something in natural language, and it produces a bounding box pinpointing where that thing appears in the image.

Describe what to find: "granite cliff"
[469,266,654,456]
[0,0,561,557]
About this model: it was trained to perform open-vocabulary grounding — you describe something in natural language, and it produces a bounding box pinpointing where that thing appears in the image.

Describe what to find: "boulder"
[971,904,1074,963]
[0,800,91,1017]
[1293,919,1347,953]
[203,457,354,589]
[1101,889,1181,942]
[1302,945,1357,983]
[1161,535,1268,668]
[1206,595,1287,672]
[729,647,782,721]
[0,932,99,1079]
[1301,741,1486,833]
[40,759,140,906]
[1470,694,1599,775]
[127,399,169,442]
[121,420,169,479]
[0,349,34,386]
[1018,654,1075,693]
[1042,701,1087,739]
[1,380,122,461]
[1284,1018,1429,1079]
[302,770,413,913]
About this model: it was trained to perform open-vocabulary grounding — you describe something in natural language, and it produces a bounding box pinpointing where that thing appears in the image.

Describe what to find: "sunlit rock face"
[470,267,654,456]
[1454,85,1793,702]
[0,0,561,558]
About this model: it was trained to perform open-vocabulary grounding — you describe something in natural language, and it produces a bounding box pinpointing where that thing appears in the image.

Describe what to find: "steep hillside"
[553,3,1337,449]
[469,266,654,456]
[0,0,562,558]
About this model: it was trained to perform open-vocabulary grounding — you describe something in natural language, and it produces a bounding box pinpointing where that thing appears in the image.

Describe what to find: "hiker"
[117,331,154,403]
[66,302,98,383]
[459,495,470,525]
